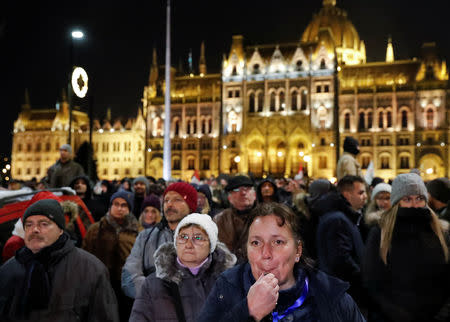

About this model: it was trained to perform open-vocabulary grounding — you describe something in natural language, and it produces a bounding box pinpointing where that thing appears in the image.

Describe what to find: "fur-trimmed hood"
[154,241,236,284]
[364,209,383,226]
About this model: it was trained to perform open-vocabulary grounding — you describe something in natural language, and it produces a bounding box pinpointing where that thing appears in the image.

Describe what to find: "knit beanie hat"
[110,190,134,211]
[426,177,450,204]
[174,213,218,253]
[343,136,360,155]
[164,182,198,212]
[23,199,65,229]
[391,173,428,206]
[140,194,161,213]
[371,183,392,200]
[60,143,72,154]
[132,176,150,193]
[307,179,332,204]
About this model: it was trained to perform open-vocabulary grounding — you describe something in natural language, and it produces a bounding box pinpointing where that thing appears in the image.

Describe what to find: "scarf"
[14,233,69,317]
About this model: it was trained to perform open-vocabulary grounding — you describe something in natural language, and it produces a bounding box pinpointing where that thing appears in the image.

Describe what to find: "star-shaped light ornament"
[71,67,88,98]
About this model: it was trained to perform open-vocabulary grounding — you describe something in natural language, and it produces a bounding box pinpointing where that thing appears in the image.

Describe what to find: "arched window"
[387,111,392,128]
[301,90,307,110]
[187,120,191,134]
[291,90,298,110]
[320,59,326,69]
[381,156,390,169]
[344,112,351,130]
[400,156,410,169]
[367,111,373,128]
[193,118,197,134]
[401,110,408,129]
[378,111,384,128]
[201,119,207,134]
[296,60,303,71]
[319,107,327,128]
[358,112,365,130]
[232,66,237,76]
[426,108,434,129]
[174,119,180,136]
[208,119,212,133]
[253,64,260,74]
[279,91,285,111]
[270,92,276,111]
[257,92,264,112]
[249,93,255,112]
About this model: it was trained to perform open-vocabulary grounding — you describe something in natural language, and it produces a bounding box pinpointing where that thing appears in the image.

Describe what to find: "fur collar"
[364,209,383,226]
[154,242,237,284]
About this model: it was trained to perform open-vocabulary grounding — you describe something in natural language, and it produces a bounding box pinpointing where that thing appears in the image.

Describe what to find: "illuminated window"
[367,112,373,128]
[319,156,327,169]
[270,92,276,111]
[291,90,298,110]
[188,159,195,170]
[202,158,210,170]
[426,108,434,129]
[344,112,350,130]
[257,92,264,112]
[400,156,410,169]
[378,111,384,128]
[173,159,181,170]
[387,111,392,128]
[401,110,408,129]
[249,93,255,112]
[381,156,390,169]
[358,112,365,130]
[301,90,307,110]
[279,91,285,111]
[362,156,370,169]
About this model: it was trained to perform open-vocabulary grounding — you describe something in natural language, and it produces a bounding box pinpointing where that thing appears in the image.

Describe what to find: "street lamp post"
[67,30,84,145]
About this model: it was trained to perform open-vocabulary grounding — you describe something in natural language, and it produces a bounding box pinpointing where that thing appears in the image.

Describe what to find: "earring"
[295,256,300,262]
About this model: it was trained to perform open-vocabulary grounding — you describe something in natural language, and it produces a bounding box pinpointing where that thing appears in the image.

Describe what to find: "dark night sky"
[2,0,450,157]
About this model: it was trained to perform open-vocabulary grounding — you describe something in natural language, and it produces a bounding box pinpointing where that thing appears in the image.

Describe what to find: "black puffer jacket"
[0,233,119,321]
[129,242,236,322]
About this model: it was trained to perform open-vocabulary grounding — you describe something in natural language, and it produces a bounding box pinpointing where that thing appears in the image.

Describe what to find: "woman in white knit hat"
[362,173,450,322]
[363,182,392,229]
[129,213,236,322]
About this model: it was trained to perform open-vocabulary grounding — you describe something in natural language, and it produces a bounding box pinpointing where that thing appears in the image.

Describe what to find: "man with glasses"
[83,190,142,321]
[0,199,119,321]
[122,181,198,299]
[214,175,256,262]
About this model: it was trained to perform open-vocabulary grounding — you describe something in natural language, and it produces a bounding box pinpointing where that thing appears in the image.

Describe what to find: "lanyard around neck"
[272,277,309,322]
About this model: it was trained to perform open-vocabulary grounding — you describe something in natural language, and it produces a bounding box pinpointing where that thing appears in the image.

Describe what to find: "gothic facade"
[12,0,449,183]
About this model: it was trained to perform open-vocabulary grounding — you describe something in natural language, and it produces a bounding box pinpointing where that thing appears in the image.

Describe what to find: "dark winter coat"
[362,208,450,322]
[129,242,237,322]
[314,192,365,302]
[82,213,142,289]
[0,233,119,322]
[48,159,85,188]
[197,262,365,322]
[256,179,280,203]
[214,205,255,263]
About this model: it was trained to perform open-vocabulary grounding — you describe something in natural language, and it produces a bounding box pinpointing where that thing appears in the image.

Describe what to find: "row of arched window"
[343,108,436,130]
[248,90,308,112]
[360,154,411,169]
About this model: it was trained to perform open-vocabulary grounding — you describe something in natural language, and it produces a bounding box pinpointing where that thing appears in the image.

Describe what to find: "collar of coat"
[154,241,237,284]
[105,212,140,233]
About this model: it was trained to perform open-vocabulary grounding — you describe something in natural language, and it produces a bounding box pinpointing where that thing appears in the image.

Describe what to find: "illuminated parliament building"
[12,0,449,182]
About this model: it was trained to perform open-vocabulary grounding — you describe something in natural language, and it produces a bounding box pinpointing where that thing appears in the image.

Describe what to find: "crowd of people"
[0,140,450,321]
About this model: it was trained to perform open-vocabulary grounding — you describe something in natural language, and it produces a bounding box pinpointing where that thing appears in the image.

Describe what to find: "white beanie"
[174,213,218,253]
[371,183,392,200]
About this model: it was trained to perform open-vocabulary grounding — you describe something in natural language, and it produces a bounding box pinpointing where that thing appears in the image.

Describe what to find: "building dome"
[301,0,365,65]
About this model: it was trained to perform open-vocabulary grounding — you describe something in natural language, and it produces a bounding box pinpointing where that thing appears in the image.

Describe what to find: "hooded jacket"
[256,179,280,203]
[197,262,365,322]
[0,233,119,322]
[129,242,236,322]
[69,175,107,221]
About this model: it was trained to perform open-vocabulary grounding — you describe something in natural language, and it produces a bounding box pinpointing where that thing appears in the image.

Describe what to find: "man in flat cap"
[0,199,119,321]
[214,175,256,262]
[47,143,85,188]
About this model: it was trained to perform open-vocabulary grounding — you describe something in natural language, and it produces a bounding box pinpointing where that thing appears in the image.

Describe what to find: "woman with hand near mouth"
[197,202,365,322]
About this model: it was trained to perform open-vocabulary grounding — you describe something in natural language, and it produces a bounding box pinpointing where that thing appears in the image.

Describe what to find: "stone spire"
[149,48,159,84]
[199,41,207,75]
[386,36,394,63]
[22,88,31,111]
[323,0,336,7]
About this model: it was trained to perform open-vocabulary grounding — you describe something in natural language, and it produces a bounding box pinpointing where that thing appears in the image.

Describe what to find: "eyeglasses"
[24,220,54,231]
[231,186,253,193]
[176,233,209,245]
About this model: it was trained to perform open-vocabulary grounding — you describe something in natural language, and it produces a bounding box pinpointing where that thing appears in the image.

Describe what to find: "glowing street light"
[71,30,84,39]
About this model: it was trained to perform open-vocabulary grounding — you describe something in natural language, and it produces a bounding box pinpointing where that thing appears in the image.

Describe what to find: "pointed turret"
[386,36,394,63]
[188,48,194,75]
[199,41,207,76]
[323,0,336,7]
[149,48,159,84]
[22,89,31,111]
[106,108,112,122]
